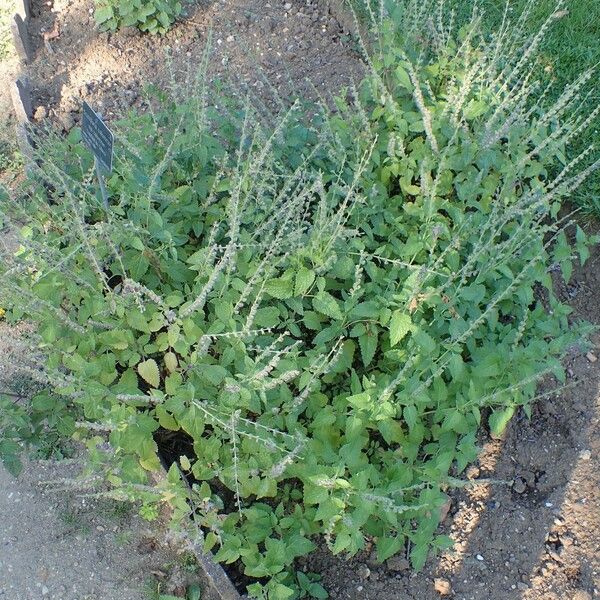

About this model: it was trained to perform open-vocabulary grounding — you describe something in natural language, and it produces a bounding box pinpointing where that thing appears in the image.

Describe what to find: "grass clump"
[1,1,599,599]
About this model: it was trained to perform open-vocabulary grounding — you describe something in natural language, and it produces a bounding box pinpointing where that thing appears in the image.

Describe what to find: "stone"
[386,556,410,572]
[357,565,370,580]
[10,78,32,123]
[434,578,452,596]
[11,14,33,63]
[560,535,574,547]
[512,477,527,494]
[585,352,597,363]
[33,106,47,121]
[58,112,75,131]
[579,449,591,461]
[466,465,480,480]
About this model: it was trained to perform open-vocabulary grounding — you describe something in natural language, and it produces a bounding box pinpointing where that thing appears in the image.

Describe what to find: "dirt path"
[0,459,181,600]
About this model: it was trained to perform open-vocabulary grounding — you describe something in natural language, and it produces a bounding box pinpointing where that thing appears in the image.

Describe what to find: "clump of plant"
[1,1,599,598]
[94,0,183,34]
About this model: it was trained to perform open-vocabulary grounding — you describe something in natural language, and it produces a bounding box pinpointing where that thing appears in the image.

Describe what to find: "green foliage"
[1,2,598,599]
[0,392,76,475]
[0,0,16,60]
[94,0,183,34]
[373,0,600,215]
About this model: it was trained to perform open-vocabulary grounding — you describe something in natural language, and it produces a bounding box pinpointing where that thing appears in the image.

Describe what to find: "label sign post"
[82,101,114,210]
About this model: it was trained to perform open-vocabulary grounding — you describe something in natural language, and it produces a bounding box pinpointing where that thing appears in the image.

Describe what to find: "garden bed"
[1,1,599,600]
[23,0,362,129]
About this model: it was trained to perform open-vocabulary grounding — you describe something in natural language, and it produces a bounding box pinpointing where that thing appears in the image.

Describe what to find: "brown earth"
[0,457,189,600]
[23,0,362,130]
[1,1,599,600]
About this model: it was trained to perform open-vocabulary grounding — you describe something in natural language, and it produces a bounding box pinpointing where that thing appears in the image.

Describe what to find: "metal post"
[95,157,109,210]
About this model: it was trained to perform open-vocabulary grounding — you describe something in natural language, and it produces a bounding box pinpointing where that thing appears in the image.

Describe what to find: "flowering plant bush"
[1,2,598,598]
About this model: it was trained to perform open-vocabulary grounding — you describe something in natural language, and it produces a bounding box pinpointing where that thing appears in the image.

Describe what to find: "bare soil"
[1,1,599,599]
[24,0,362,129]
[0,457,198,600]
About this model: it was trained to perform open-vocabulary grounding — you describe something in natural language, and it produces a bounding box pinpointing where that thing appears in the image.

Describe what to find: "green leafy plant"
[1,2,599,599]
[94,0,183,34]
[0,0,16,60]
[0,391,76,475]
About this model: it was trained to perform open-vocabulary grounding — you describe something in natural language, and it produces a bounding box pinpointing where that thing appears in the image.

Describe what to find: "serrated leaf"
[359,331,378,367]
[389,311,411,346]
[410,542,429,570]
[138,359,160,388]
[295,266,315,296]
[376,535,404,562]
[313,291,343,320]
[94,5,114,23]
[164,351,178,373]
[265,277,294,299]
[488,406,515,439]
[403,405,417,430]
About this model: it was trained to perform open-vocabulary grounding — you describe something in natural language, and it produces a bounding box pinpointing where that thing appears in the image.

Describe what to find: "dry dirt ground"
[24,0,361,128]
[0,459,183,600]
[1,1,599,600]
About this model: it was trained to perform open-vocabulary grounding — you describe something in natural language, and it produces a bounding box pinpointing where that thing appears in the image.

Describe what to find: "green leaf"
[138,359,160,388]
[308,583,328,599]
[395,65,413,90]
[313,291,343,320]
[410,543,429,570]
[376,535,404,561]
[269,583,295,599]
[265,277,294,299]
[389,311,411,346]
[403,405,418,430]
[488,406,515,439]
[413,330,436,355]
[164,351,178,373]
[295,266,315,296]
[94,5,114,23]
[359,331,378,367]
[464,99,488,120]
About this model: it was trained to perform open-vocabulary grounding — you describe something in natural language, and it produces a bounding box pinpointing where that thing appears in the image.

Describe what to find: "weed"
[93,0,183,35]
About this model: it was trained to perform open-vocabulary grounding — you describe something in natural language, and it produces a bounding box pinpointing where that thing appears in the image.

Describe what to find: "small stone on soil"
[434,578,452,596]
[357,565,370,580]
[512,477,527,494]
[34,106,47,120]
[585,351,597,363]
[466,465,480,480]
[386,556,410,572]
[579,449,591,460]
